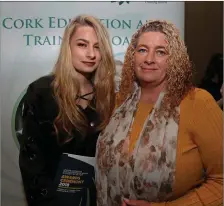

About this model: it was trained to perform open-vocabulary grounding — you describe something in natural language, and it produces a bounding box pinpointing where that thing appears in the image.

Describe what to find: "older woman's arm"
[124,90,223,206]
[160,90,222,206]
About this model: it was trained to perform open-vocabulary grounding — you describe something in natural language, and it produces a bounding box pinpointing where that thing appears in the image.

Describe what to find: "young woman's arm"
[19,82,60,206]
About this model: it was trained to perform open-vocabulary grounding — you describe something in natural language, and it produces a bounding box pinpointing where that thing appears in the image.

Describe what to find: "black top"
[19,75,100,206]
[200,80,222,101]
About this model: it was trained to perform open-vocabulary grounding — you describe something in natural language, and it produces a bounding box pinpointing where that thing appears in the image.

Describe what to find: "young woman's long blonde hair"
[52,15,115,143]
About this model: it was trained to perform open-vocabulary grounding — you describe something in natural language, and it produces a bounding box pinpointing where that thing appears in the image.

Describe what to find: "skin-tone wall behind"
[185,1,223,85]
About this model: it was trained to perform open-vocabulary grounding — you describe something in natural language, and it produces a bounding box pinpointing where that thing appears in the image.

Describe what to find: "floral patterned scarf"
[95,83,180,206]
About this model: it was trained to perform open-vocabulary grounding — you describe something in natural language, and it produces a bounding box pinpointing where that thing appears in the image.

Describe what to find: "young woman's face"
[70,26,101,75]
[134,31,169,86]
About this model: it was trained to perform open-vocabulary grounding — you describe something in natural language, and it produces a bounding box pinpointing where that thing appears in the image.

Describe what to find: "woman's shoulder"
[26,74,55,98]
[28,74,54,90]
[25,74,56,105]
[24,75,58,119]
[183,87,219,110]
[186,88,215,102]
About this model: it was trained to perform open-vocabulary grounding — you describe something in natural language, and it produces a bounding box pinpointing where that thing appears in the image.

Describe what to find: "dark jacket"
[19,75,100,206]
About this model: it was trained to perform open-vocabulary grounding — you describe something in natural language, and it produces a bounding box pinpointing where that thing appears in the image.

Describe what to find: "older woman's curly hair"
[117,20,194,113]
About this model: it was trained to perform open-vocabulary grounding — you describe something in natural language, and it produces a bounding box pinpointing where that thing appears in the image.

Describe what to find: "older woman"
[95,20,223,206]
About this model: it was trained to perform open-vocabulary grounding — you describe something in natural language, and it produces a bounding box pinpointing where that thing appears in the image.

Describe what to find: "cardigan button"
[90,122,95,127]
[27,136,34,142]
[40,188,48,196]
[29,153,36,161]
[29,194,35,201]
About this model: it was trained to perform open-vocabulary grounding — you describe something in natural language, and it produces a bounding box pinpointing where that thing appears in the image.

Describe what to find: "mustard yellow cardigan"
[118,88,223,206]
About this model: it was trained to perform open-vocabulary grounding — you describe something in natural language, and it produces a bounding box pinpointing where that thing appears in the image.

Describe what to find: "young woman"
[19,15,115,206]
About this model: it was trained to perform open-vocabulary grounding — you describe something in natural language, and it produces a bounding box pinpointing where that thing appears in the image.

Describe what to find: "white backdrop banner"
[0,2,184,206]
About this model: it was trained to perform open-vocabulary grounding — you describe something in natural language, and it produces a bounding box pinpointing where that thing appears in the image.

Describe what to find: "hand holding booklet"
[53,153,96,206]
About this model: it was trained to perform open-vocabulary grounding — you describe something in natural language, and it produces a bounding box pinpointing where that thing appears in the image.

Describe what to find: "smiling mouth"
[141,67,157,71]
[82,61,95,66]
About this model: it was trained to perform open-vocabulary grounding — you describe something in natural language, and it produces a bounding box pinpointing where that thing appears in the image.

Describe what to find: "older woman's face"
[134,31,168,86]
